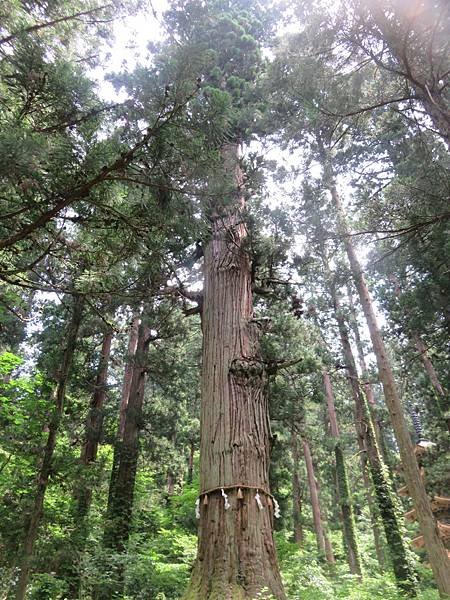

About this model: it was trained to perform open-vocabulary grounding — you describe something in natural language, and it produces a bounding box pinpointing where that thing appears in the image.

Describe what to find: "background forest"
[0,0,449,599]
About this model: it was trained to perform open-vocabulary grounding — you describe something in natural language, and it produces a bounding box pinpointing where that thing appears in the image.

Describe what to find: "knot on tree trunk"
[229,357,265,385]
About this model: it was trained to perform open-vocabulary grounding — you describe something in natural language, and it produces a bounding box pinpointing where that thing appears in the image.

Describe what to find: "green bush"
[28,573,67,600]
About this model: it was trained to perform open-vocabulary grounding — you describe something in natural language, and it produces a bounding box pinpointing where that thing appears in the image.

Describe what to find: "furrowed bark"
[183,143,285,599]
[325,160,450,597]
[11,294,84,600]
[167,472,175,496]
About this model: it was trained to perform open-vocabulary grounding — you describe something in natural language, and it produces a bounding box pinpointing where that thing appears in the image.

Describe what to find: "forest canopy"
[0,0,449,599]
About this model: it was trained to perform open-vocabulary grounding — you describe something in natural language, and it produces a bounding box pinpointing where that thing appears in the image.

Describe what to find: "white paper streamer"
[273,497,281,518]
[195,498,200,519]
[255,489,263,510]
[417,440,437,449]
[221,488,230,510]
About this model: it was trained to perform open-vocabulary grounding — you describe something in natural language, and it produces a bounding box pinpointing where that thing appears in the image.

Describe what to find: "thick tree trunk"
[322,368,362,576]
[183,143,285,600]
[98,322,150,600]
[290,429,304,544]
[413,333,450,434]
[328,174,450,597]
[302,436,332,561]
[66,328,113,598]
[11,294,84,600]
[326,270,417,594]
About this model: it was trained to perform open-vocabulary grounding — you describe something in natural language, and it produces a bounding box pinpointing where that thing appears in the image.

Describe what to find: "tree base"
[182,491,286,600]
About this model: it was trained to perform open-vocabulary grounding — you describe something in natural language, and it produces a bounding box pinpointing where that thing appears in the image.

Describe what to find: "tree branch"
[0,88,198,250]
[321,95,416,119]
[0,5,113,45]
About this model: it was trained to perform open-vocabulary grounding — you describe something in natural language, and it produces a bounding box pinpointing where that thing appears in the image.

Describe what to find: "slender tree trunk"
[339,347,386,570]
[323,368,362,576]
[302,436,334,562]
[98,322,150,600]
[323,529,335,566]
[326,167,450,597]
[78,329,113,513]
[413,335,445,398]
[332,316,386,571]
[345,285,387,451]
[325,267,417,593]
[187,439,195,485]
[11,294,84,600]
[333,297,385,569]
[107,312,140,516]
[119,312,141,438]
[167,472,175,495]
[412,333,450,434]
[361,456,386,567]
[347,290,397,477]
[183,143,285,599]
[290,429,304,544]
[314,471,336,566]
[66,328,113,598]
